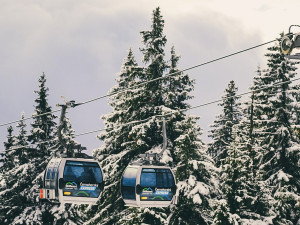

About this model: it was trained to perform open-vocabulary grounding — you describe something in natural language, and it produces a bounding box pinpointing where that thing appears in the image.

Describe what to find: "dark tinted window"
[63,161,103,198]
[63,161,103,184]
[140,168,175,188]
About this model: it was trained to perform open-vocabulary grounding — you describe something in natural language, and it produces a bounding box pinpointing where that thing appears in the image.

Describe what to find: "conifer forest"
[0,7,300,225]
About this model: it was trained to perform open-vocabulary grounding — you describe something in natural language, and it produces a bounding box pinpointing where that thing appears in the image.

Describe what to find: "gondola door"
[121,166,139,207]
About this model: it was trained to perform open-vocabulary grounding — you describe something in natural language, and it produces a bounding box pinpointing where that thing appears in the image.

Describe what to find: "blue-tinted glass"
[122,167,137,186]
[156,172,166,187]
[63,161,103,184]
[63,161,103,198]
[141,168,175,188]
[92,167,103,183]
[168,173,175,186]
[140,172,156,187]
[46,168,52,179]
[51,167,57,179]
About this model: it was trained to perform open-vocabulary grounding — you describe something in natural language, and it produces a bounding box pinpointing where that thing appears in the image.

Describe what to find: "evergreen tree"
[164,46,193,110]
[10,111,84,225]
[89,8,218,224]
[139,6,168,119]
[208,80,242,166]
[247,67,270,166]
[258,39,300,225]
[29,73,57,160]
[0,113,33,224]
[14,112,30,165]
[0,75,83,224]
[0,126,15,171]
[168,117,219,225]
[217,120,270,224]
[87,49,144,224]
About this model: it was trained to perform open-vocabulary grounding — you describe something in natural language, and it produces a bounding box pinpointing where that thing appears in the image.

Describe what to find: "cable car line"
[0,108,61,128]
[77,38,279,107]
[0,37,283,129]
[3,76,299,153]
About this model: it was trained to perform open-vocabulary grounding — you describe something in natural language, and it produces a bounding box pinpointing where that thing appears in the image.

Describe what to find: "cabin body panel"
[40,157,103,205]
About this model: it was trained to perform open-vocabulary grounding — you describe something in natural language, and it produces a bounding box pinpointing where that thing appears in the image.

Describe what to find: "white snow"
[277,169,291,182]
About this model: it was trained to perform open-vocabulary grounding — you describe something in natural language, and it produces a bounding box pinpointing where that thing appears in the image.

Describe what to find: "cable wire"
[0,109,61,128]
[77,39,278,106]
[3,76,299,153]
[0,38,279,128]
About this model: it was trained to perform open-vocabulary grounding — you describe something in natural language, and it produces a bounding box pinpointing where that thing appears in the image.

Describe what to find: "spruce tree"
[15,112,30,165]
[259,39,300,225]
[217,119,270,224]
[0,126,15,171]
[89,8,219,224]
[87,49,144,224]
[168,117,219,225]
[29,72,57,161]
[208,80,241,166]
[0,74,83,224]
[0,113,34,224]
[89,9,171,224]
[11,111,84,225]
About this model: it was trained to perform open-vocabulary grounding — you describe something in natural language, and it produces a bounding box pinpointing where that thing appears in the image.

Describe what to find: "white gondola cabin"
[121,164,177,207]
[40,157,104,205]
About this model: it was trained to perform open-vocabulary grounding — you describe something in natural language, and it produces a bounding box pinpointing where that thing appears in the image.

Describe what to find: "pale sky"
[1,0,299,155]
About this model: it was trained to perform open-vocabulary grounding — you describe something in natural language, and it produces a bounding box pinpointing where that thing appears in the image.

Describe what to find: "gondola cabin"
[121,165,177,207]
[40,158,104,205]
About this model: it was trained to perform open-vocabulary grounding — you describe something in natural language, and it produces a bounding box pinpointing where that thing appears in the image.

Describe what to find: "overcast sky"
[1,0,299,155]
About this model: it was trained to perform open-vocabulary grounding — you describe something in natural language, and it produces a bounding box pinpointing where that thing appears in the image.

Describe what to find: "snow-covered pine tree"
[87,49,145,224]
[14,104,89,224]
[168,116,219,225]
[0,74,84,224]
[219,123,247,222]
[88,8,170,224]
[216,117,270,224]
[94,48,143,158]
[165,46,194,110]
[258,38,300,225]
[247,66,270,165]
[12,107,85,225]
[89,8,219,224]
[240,91,271,220]
[89,8,217,224]
[15,112,30,165]
[139,7,167,118]
[163,46,219,225]
[0,112,35,224]
[208,80,242,166]
[164,46,194,156]
[29,73,57,161]
[0,125,15,172]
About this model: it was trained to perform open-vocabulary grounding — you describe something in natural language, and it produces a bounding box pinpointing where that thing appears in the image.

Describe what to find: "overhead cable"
[4,76,299,153]
[0,38,279,128]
